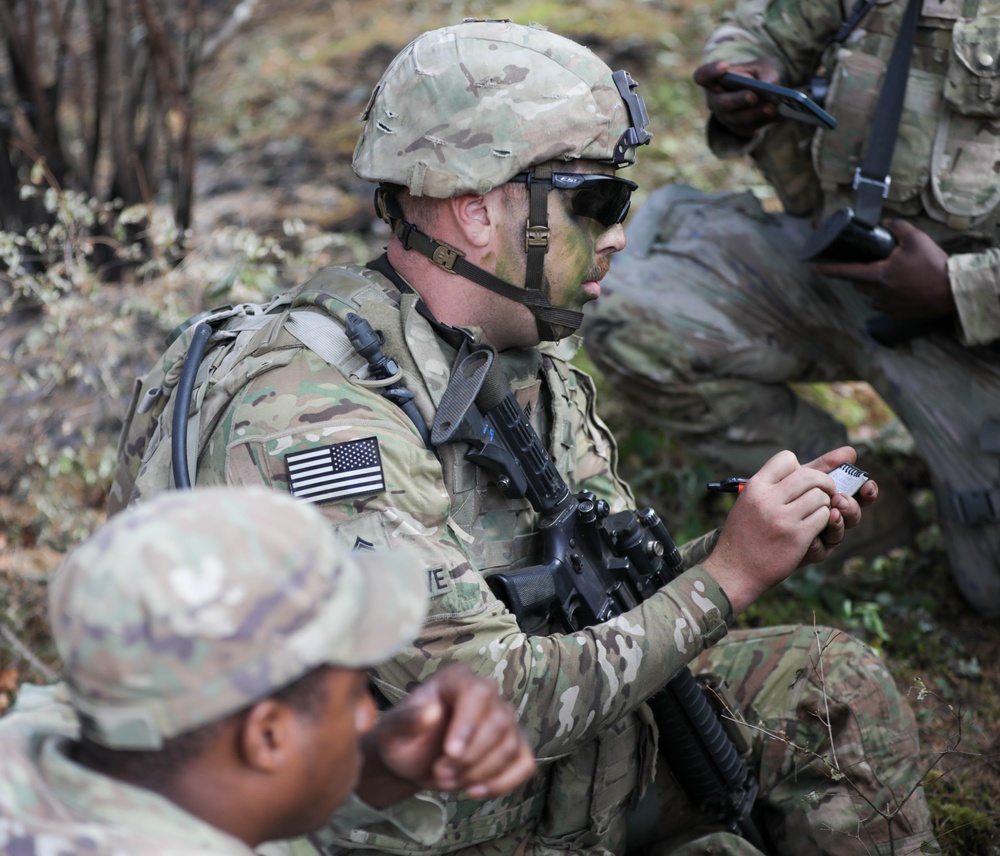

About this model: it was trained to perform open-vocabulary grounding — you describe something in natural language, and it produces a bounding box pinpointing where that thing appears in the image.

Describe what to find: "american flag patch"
[285,437,386,504]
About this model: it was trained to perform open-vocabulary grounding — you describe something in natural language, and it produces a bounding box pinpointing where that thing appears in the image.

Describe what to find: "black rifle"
[431,344,770,852]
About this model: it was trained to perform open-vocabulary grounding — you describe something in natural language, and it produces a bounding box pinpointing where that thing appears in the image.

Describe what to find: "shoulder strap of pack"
[174,265,434,485]
[116,264,427,506]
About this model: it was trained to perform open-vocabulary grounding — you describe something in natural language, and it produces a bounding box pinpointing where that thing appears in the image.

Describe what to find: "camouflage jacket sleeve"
[703,0,843,86]
[401,568,731,763]
[298,793,445,849]
[259,792,447,856]
[949,249,1000,346]
[209,348,731,759]
[701,0,842,159]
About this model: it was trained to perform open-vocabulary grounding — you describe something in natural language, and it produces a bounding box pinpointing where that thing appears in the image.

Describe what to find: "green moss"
[928,779,1000,854]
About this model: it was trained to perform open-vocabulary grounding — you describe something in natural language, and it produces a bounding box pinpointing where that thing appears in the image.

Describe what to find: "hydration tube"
[170,322,213,490]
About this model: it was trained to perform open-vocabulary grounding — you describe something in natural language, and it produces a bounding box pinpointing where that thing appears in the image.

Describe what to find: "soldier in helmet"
[581,0,1000,614]
[0,487,536,854]
[109,20,938,855]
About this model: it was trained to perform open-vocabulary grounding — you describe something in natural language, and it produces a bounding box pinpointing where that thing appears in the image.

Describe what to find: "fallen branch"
[0,620,58,683]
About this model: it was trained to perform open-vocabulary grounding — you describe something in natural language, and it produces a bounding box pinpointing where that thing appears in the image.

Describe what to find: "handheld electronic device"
[717,72,837,130]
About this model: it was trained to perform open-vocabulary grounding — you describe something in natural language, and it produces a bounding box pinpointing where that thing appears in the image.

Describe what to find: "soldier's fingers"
[707,98,777,133]
[430,718,533,791]
[381,684,443,738]
[800,503,835,541]
[448,694,524,766]
[707,87,761,111]
[461,739,537,799]
[801,534,831,565]
[787,485,834,522]
[752,449,801,484]
[819,505,846,547]
[884,217,921,244]
[803,446,856,474]
[435,669,509,758]
[832,493,861,529]
[444,722,524,779]
[856,477,878,508]
[814,258,891,285]
[693,59,728,87]
[769,467,836,507]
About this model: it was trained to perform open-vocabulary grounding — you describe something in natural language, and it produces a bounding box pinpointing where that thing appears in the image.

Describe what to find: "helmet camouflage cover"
[353,19,649,198]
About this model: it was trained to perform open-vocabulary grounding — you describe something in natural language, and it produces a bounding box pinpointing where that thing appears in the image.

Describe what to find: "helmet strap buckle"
[431,241,466,273]
[524,223,550,252]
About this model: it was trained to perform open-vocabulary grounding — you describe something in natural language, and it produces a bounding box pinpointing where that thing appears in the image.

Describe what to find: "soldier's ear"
[450,192,494,248]
[240,699,295,773]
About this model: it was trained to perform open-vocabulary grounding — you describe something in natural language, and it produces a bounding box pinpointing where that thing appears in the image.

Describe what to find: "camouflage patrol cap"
[353,19,649,198]
[49,487,428,750]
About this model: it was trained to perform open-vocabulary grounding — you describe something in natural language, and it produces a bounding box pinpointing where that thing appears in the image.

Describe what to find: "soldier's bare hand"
[814,220,955,319]
[704,450,836,613]
[800,446,876,563]
[369,664,536,799]
[694,58,781,137]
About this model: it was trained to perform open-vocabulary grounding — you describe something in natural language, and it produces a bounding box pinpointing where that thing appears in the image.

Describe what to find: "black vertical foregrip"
[476,352,568,513]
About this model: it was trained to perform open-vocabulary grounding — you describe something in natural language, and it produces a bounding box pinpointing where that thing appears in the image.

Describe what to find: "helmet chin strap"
[375,178,583,342]
[521,163,560,342]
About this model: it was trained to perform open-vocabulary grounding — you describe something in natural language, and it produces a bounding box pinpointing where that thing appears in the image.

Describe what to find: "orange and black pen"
[706,477,748,494]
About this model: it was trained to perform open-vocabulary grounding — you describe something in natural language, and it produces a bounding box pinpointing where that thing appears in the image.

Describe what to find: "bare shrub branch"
[0,0,258,281]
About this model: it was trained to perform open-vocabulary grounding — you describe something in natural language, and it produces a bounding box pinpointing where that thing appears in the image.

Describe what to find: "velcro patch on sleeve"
[286,437,386,504]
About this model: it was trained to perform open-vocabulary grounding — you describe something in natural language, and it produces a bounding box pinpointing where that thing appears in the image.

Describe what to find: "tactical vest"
[109,263,648,853]
[756,0,1000,246]
[111,263,628,574]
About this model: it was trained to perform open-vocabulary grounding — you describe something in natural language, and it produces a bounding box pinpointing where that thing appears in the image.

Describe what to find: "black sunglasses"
[510,172,638,229]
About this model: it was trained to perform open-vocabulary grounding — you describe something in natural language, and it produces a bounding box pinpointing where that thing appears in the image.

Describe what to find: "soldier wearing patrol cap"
[0,487,535,854]
[108,19,937,855]
[582,0,1000,615]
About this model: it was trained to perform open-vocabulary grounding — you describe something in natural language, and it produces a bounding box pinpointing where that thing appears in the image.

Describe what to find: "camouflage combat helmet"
[353,19,651,341]
[49,487,428,750]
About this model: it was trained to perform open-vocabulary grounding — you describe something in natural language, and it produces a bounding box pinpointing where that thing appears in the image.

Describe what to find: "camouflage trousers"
[630,625,937,856]
[582,184,1000,614]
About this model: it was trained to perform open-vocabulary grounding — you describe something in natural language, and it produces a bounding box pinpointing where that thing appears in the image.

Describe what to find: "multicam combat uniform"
[581,0,1000,613]
[0,688,258,856]
[110,261,936,855]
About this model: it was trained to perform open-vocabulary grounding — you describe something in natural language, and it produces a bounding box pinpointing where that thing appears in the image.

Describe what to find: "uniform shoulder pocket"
[927,18,1000,226]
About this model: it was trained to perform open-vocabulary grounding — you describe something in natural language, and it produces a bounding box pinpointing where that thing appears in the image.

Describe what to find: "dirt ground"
[1,0,998,850]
